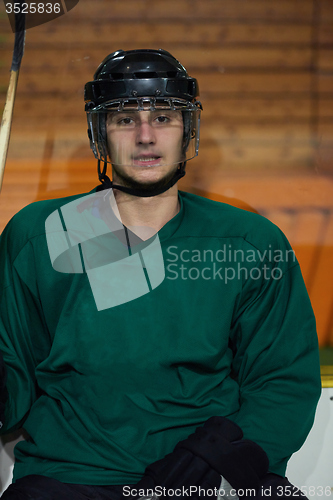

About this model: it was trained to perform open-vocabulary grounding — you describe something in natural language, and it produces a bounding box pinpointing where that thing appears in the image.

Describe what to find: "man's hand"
[124,416,269,500]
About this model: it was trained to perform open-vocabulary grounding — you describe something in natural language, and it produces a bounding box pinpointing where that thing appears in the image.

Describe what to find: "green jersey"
[0,189,321,485]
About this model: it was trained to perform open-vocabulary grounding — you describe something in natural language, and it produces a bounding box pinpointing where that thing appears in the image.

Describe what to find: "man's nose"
[136,120,156,144]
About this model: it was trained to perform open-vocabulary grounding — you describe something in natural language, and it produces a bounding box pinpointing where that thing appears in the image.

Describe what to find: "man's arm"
[0,217,50,435]
[229,254,321,476]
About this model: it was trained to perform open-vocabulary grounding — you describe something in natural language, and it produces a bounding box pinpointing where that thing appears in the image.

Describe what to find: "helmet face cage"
[85,49,202,171]
[86,97,201,167]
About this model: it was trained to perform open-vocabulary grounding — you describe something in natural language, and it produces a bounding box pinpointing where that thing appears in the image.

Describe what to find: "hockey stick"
[0,9,26,193]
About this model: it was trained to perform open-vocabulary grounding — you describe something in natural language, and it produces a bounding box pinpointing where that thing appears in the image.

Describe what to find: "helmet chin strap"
[96,159,186,197]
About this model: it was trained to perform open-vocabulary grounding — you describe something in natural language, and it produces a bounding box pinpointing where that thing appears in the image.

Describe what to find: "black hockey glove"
[125,416,269,500]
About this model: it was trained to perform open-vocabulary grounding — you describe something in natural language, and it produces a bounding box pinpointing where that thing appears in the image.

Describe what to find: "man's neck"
[110,185,180,240]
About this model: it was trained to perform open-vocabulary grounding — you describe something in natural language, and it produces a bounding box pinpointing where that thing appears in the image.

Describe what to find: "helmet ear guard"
[97,113,108,160]
[181,101,202,155]
[84,49,202,196]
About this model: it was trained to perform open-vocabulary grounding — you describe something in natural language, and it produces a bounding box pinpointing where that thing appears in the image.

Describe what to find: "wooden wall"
[0,0,333,345]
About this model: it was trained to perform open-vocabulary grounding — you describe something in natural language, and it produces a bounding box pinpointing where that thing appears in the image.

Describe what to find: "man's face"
[106,108,184,189]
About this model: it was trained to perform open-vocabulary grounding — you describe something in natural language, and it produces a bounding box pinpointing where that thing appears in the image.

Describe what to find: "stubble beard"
[111,163,181,195]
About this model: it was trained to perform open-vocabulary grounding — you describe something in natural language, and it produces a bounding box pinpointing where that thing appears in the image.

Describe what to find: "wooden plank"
[0,97,85,121]
[4,128,90,160]
[0,170,96,186]
[1,49,78,70]
[175,47,312,70]
[318,49,333,71]
[198,143,315,169]
[318,122,333,145]
[0,22,313,47]
[202,176,333,210]
[319,0,333,23]
[76,0,313,22]
[202,97,312,120]
[199,72,312,94]
[201,122,312,144]
[94,22,314,45]
[316,74,333,94]
[315,146,333,173]
[319,99,333,118]
[0,47,313,73]
[18,23,315,46]
[318,24,333,44]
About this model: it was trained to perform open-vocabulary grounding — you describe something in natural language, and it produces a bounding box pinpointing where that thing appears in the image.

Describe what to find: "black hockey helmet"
[84,49,202,196]
[85,48,199,104]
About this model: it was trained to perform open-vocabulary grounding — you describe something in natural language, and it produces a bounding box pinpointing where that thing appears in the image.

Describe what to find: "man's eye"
[118,117,134,125]
[155,115,170,124]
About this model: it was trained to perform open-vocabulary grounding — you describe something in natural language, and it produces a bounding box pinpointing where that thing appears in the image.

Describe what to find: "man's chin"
[112,164,179,193]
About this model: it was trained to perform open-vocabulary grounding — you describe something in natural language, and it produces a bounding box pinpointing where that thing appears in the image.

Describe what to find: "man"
[0,49,321,499]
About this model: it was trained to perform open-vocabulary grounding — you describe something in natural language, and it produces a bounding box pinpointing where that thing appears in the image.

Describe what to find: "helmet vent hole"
[166,71,178,78]
[133,72,158,79]
[110,73,124,80]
